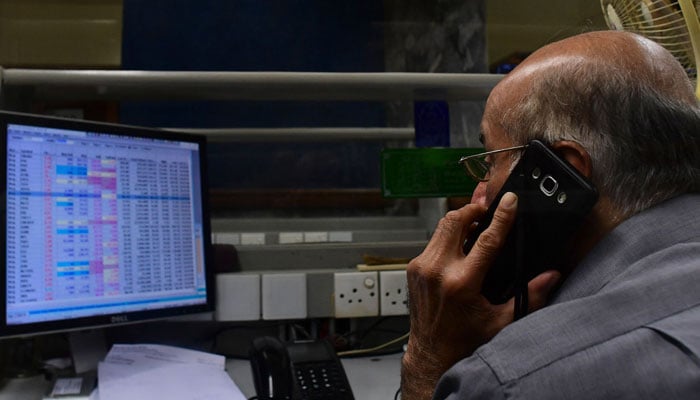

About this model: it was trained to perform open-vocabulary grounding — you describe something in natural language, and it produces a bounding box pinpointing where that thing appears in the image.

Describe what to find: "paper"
[105,344,225,369]
[98,344,245,400]
[51,377,83,396]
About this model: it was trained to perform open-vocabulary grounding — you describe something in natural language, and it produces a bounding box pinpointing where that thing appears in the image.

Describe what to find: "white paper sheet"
[98,344,245,400]
[105,344,225,369]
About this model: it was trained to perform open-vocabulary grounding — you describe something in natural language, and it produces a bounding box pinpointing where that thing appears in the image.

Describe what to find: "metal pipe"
[1,70,501,102]
[164,127,414,142]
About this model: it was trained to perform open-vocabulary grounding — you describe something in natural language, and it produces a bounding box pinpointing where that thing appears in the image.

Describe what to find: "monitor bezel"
[0,110,215,339]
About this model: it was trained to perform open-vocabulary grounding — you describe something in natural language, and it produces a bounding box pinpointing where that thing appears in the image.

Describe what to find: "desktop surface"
[0,352,403,399]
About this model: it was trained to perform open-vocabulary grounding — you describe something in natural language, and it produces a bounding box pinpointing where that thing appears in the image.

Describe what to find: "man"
[401,30,700,399]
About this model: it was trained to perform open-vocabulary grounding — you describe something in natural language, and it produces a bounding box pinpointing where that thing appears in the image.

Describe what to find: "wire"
[336,332,409,357]
[338,316,406,349]
[290,323,312,340]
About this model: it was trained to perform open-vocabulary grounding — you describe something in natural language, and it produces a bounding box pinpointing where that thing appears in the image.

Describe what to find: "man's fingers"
[466,192,518,286]
[473,192,518,255]
[425,203,486,255]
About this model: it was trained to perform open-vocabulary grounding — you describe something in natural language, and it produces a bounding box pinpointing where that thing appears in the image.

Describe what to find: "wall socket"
[333,271,379,318]
[379,270,409,316]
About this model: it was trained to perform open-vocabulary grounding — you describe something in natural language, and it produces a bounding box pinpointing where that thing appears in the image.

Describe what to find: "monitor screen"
[0,111,214,338]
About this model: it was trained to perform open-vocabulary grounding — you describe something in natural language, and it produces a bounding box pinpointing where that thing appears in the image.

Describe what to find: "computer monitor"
[0,111,214,344]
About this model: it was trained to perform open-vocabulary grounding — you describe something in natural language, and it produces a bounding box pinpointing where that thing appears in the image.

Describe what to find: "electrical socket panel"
[261,272,307,320]
[333,271,379,318]
[215,273,261,321]
[379,270,409,316]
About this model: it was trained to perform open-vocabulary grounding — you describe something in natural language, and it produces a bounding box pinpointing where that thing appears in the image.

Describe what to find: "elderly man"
[401,30,700,399]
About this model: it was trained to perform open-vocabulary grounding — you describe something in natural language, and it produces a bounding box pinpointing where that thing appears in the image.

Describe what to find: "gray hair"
[498,45,700,217]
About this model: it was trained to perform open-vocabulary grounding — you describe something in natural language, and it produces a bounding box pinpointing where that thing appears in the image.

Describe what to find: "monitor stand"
[44,330,106,398]
[68,330,108,374]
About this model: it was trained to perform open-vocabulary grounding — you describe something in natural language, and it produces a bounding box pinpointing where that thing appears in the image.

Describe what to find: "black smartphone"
[462,140,598,314]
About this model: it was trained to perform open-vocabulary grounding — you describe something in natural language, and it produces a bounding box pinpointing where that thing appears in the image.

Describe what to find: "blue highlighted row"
[56,165,88,176]
[57,271,90,277]
[28,294,206,316]
[57,261,90,267]
[118,194,190,201]
[57,228,89,235]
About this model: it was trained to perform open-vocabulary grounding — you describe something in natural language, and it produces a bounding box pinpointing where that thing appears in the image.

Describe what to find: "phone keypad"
[294,361,354,400]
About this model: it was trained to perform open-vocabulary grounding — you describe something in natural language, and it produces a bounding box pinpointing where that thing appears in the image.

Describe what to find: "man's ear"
[551,140,592,178]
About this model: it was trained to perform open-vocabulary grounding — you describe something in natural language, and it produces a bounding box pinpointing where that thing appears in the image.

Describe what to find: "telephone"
[249,336,354,400]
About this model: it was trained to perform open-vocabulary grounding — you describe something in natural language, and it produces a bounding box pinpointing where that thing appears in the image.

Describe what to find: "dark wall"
[120,0,386,190]
[122,1,385,73]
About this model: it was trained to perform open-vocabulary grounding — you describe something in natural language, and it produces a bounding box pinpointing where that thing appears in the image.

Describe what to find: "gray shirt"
[434,194,700,399]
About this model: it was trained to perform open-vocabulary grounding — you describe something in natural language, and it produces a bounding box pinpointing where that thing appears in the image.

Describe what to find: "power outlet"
[333,271,379,318]
[379,270,409,316]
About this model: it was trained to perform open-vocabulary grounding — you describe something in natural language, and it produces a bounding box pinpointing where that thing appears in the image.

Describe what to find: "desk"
[0,353,403,399]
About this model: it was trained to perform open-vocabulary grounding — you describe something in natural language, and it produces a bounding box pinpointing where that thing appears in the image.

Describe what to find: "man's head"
[474,30,700,220]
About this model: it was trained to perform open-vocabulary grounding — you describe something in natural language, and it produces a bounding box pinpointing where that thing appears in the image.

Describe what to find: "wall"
[0,0,609,76]
[383,0,487,148]
[486,0,608,66]
[0,0,122,67]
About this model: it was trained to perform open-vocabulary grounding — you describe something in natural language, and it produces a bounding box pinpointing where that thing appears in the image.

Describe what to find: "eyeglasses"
[458,144,528,182]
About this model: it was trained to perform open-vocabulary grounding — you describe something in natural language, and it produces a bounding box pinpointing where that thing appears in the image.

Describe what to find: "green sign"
[381,148,482,198]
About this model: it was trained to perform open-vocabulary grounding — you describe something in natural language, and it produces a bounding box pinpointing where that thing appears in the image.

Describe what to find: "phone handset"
[250,336,300,400]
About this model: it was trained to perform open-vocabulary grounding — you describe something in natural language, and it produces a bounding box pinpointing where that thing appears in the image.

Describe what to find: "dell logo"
[111,315,129,324]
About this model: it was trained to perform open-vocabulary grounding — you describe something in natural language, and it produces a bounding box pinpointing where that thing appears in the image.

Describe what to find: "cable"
[336,332,409,357]
[291,323,312,340]
[337,316,407,353]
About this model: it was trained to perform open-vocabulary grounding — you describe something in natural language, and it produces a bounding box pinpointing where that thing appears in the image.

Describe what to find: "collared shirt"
[434,194,700,399]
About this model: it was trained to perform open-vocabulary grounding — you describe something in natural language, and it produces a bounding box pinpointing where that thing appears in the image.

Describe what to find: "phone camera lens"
[539,175,559,196]
[531,167,541,179]
[557,192,568,204]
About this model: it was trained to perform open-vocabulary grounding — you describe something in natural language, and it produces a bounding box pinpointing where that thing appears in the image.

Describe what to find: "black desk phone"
[249,336,354,400]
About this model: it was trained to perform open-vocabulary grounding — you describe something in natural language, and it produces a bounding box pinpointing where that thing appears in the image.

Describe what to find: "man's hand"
[400,193,561,400]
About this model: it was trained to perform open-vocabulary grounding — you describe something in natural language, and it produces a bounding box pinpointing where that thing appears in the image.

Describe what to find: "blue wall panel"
[121,0,386,190]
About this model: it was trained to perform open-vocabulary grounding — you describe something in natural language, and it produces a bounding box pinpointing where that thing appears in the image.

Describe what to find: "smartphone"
[462,140,598,313]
